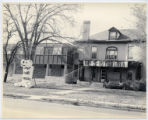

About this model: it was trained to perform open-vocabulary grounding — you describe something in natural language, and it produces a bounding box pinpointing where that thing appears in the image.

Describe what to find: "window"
[53,46,62,55]
[44,47,49,55]
[109,32,119,40]
[44,47,53,55]
[128,45,133,59]
[110,32,116,39]
[92,47,97,59]
[106,47,118,59]
[36,47,44,55]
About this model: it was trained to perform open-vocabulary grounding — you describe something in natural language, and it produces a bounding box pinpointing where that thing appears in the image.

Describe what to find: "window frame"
[110,32,117,40]
[128,45,134,59]
[44,47,53,55]
[106,46,118,60]
[91,46,97,59]
[52,45,62,55]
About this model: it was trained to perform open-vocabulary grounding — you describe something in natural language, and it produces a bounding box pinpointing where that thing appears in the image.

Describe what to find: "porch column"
[48,65,51,76]
[72,64,76,83]
[64,49,68,83]
[120,68,122,82]
[82,66,85,81]
[64,64,68,80]
[78,64,80,80]
[45,64,49,77]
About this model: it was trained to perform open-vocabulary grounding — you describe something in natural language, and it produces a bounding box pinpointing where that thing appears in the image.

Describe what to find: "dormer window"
[110,32,116,40]
[108,27,120,40]
[109,31,120,40]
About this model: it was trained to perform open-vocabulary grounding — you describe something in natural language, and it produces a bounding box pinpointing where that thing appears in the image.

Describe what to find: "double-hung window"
[92,46,97,59]
[53,45,62,55]
[106,47,118,60]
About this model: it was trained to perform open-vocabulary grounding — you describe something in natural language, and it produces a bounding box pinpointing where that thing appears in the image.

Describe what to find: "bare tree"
[3,3,79,60]
[131,4,146,41]
[3,19,22,82]
[130,4,146,81]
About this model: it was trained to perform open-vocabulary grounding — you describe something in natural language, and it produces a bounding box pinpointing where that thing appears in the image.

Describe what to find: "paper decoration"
[14,59,34,88]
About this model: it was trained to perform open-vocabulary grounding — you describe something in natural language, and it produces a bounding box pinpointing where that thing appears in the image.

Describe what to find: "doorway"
[100,68,107,82]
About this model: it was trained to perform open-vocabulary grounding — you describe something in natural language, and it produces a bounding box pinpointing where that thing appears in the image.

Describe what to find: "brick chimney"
[82,21,90,40]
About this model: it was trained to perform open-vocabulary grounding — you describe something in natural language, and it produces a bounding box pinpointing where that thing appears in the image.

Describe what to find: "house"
[4,21,145,89]
[5,42,77,84]
[74,21,143,87]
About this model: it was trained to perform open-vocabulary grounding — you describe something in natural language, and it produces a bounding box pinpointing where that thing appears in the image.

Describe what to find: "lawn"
[3,77,146,109]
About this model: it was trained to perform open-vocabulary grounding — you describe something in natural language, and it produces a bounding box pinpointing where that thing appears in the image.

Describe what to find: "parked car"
[103,80,124,89]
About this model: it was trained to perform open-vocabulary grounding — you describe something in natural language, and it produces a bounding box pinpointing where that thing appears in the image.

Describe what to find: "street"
[2,97,146,119]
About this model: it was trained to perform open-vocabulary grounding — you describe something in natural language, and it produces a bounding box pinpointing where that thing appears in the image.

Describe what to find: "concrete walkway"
[4,91,146,112]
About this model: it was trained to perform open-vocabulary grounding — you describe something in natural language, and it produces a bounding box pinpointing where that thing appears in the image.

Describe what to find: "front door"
[79,66,84,81]
[100,68,107,82]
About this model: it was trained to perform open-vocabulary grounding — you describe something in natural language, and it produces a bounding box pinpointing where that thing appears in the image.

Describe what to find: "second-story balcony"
[33,46,75,65]
[34,54,68,65]
[82,59,128,68]
[105,55,117,60]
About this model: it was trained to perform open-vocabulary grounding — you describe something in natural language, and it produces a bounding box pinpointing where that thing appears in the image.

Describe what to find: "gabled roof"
[109,27,120,33]
[90,27,142,41]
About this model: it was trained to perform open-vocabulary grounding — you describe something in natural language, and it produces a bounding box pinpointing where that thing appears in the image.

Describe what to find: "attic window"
[110,32,116,39]
[109,32,120,40]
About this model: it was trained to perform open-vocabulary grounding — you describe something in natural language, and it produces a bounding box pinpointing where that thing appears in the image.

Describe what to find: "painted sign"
[83,60,128,68]
[14,59,34,88]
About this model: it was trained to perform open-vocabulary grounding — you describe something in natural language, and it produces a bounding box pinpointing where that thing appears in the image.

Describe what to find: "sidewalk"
[3,79,146,112]
[4,92,146,112]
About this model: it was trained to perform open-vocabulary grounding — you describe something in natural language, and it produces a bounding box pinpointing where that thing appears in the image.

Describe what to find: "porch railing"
[34,54,73,65]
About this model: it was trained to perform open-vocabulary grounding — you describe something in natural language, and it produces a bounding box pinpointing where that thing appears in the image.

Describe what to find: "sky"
[65,3,140,38]
[3,2,146,43]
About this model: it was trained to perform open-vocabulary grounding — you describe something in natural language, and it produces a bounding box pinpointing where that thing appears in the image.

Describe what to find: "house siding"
[77,42,128,61]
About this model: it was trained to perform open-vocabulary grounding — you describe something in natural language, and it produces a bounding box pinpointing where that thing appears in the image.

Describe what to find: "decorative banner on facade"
[83,60,128,68]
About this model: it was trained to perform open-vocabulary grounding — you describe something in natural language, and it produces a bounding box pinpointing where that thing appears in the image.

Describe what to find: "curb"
[4,93,146,112]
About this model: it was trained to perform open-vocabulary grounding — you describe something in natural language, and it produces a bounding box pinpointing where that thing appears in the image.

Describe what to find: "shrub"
[123,80,146,91]
[139,80,146,91]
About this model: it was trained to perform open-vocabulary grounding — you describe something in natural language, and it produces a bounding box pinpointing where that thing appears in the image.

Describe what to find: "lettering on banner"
[83,60,128,68]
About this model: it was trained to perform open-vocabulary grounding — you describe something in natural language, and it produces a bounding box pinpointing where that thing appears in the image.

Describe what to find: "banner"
[83,60,128,68]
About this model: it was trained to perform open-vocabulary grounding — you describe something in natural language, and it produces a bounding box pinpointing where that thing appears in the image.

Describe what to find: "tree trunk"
[3,64,9,83]
[30,46,36,61]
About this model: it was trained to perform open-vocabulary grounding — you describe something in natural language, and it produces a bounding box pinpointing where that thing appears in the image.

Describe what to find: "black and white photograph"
[1,1,147,119]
